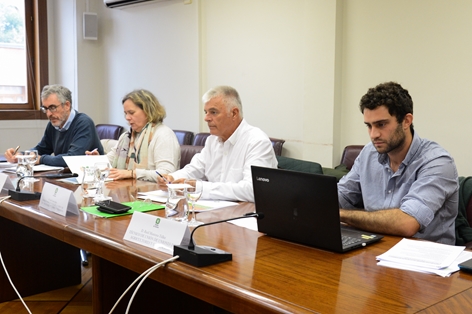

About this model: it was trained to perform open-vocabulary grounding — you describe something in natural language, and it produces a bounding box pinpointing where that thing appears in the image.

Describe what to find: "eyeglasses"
[40,104,61,113]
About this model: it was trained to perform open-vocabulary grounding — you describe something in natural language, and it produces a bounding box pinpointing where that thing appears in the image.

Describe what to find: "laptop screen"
[252,165,383,253]
[252,165,345,251]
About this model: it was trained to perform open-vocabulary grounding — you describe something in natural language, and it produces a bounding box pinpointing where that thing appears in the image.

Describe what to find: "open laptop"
[251,165,383,253]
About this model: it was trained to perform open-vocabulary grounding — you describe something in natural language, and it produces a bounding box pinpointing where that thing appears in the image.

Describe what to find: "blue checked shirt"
[338,132,458,244]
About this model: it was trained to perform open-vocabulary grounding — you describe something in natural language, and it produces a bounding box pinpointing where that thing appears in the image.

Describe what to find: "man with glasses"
[4,85,103,167]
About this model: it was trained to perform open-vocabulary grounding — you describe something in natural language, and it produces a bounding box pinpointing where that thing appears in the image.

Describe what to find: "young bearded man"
[338,82,458,244]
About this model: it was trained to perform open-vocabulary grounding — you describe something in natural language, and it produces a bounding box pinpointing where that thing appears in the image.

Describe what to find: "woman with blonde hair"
[88,89,180,181]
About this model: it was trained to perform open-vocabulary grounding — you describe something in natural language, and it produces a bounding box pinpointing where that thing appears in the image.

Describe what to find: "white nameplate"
[0,173,15,191]
[124,211,190,255]
[39,182,79,216]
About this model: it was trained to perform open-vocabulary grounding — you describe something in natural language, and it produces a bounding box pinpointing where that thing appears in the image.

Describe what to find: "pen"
[91,148,98,153]
[13,145,20,155]
[155,171,170,183]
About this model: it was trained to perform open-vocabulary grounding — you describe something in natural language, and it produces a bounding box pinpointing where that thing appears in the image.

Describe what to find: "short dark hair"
[359,82,413,132]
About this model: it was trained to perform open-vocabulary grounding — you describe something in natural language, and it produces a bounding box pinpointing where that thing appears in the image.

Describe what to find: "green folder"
[81,201,164,218]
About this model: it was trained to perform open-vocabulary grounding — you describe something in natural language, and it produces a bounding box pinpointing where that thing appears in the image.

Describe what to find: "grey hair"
[41,85,72,106]
[202,85,243,117]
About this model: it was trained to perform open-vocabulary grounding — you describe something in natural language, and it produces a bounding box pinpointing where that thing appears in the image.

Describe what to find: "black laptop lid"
[252,165,345,252]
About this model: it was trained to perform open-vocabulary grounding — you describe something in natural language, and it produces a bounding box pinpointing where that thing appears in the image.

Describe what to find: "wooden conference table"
[1,175,472,313]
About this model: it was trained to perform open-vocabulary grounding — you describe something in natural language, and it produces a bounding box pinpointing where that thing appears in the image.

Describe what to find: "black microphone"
[173,212,264,267]
[8,173,78,201]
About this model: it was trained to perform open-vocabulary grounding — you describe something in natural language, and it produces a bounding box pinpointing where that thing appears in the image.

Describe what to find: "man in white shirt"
[161,86,277,202]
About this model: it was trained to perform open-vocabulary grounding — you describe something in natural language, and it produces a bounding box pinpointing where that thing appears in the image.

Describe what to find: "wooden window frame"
[0,0,48,120]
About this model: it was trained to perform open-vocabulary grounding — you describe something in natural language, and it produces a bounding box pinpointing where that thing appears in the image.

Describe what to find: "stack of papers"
[377,238,472,277]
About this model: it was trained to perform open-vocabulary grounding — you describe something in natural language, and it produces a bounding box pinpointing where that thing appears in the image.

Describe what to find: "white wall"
[340,0,472,175]
[200,0,339,166]
[6,0,471,175]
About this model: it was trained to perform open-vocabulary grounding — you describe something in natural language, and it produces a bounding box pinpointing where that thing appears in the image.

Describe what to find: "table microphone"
[8,173,78,201]
[173,212,264,267]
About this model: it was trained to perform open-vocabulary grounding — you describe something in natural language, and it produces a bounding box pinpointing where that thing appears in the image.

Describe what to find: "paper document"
[33,165,64,172]
[378,250,472,277]
[377,238,466,277]
[1,164,63,172]
[0,162,15,169]
[138,190,168,203]
[62,155,111,183]
[190,200,239,212]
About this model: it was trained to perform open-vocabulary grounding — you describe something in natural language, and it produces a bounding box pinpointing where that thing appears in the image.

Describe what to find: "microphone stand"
[8,176,42,201]
[8,173,78,201]
[173,212,264,267]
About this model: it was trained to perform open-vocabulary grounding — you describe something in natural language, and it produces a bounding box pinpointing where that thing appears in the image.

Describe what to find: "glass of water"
[81,166,100,199]
[165,186,188,222]
[93,162,111,202]
[15,154,29,178]
[24,150,39,182]
[184,179,204,226]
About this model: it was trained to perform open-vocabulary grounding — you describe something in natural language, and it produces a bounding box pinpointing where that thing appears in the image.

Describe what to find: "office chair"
[180,145,204,169]
[192,132,211,146]
[96,124,124,140]
[269,137,285,156]
[173,130,194,145]
[339,145,364,170]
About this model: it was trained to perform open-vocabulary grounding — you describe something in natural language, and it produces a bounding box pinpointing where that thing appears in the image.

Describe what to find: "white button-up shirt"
[171,119,278,202]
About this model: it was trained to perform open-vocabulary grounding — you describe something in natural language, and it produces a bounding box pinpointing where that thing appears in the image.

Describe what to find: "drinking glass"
[81,166,100,198]
[24,149,39,182]
[129,180,152,210]
[165,187,188,222]
[94,161,111,202]
[15,154,29,178]
[184,179,204,226]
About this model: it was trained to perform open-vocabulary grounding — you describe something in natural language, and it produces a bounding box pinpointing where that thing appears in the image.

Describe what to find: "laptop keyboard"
[342,235,362,247]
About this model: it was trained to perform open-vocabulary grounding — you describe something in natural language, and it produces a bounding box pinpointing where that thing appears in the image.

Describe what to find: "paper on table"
[378,250,472,277]
[62,155,111,182]
[138,190,239,211]
[33,164,64,172]
[166,183,192,189]
[376,238,465,273]
[138,190,168,203]
[190,199,239,212]
[0,162,15,169]
[138,185,192,203]
[1,164,63,172]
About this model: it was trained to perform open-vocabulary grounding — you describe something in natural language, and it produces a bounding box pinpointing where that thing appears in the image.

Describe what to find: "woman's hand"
[108,168,133,180]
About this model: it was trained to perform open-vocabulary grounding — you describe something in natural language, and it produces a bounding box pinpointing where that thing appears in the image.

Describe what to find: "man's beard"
[374,123,406,154]
[50,115,66,128]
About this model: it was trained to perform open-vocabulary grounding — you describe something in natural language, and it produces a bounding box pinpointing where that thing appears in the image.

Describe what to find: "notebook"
[251,165,383,253]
